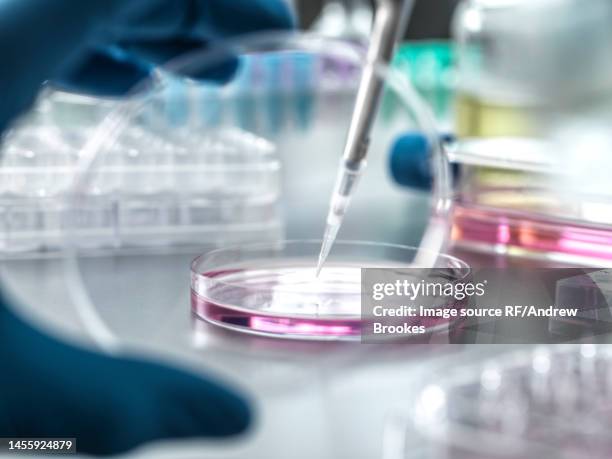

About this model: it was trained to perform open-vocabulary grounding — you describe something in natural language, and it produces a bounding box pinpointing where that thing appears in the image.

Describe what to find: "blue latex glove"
[0,294,250,455]
[0,0,294,131]
[0,0,293,455]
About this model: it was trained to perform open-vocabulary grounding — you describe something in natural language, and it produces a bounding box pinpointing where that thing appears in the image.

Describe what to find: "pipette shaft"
[316,0,413,276]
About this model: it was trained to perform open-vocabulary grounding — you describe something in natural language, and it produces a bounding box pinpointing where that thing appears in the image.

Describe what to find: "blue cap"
[389,132,455,190]
[390,133,432,190]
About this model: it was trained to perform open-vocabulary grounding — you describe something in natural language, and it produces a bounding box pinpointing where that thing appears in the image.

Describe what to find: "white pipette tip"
[315,222,340,277]
[316,162,362,277]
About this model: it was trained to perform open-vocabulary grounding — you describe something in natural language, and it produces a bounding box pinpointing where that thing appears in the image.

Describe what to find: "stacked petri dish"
[449,0,612,266]
[385,344,612,459]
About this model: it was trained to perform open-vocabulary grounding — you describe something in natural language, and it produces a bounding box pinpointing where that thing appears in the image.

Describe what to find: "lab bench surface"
[0,135,520,459]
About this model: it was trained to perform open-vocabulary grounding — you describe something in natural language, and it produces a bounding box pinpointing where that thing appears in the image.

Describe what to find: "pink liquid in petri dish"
[452,203,612,264]
[191,266,367,339]
[191,265,360,338]
[191,266,466,340]
[192,289,361,338]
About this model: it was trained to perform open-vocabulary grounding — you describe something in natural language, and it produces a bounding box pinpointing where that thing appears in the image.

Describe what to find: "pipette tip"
[315,257,325,278]
[316,162,362,277]
[315,222,340,277]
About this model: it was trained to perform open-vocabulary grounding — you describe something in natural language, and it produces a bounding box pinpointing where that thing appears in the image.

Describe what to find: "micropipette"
[316,0,414,276]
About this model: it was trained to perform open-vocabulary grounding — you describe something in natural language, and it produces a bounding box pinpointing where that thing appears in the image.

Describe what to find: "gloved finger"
[99,358,252,455]
[52,47,153,97]
[116,0,295,42]
[389,132,456,191]
[56,41,238,96]
[140,360,252,439]
[120,38,239,81]
[108,0,296,85]
[0,292,253,456]
[71,360,253,455]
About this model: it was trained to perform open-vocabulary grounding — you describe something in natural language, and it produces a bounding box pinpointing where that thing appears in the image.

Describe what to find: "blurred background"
[3,0,612,458]
[295,0,459,38]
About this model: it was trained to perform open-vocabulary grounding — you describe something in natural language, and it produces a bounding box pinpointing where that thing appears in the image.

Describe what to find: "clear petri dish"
[190,240,469,340]
[384,344,612,459]
[449,0,612,266]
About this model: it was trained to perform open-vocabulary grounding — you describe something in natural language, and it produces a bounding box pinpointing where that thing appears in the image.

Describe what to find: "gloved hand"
[0,0,294,131]
[0,293,250,455]
[0,0,293,455]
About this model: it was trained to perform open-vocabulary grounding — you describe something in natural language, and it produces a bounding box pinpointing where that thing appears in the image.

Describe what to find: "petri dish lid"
[59,32,453,372]
[391,345,612,459]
